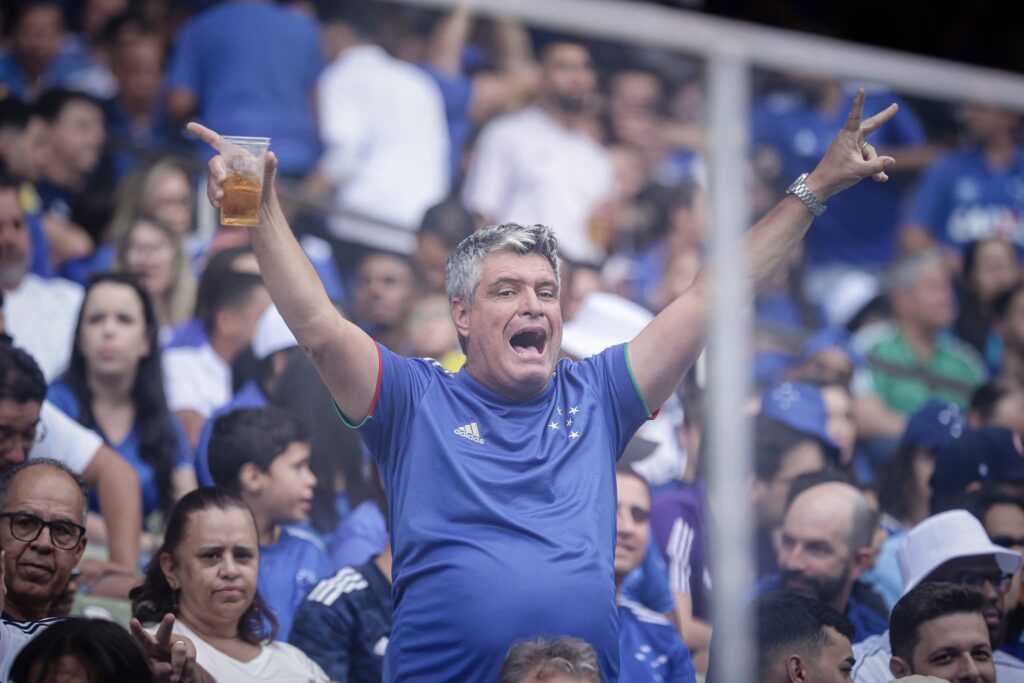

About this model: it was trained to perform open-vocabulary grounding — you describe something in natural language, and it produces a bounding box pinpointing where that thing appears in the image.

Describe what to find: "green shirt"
[853,322,987,415]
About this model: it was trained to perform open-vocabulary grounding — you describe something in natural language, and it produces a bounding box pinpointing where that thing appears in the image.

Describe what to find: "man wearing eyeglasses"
[0,458,87,678]
[852,509,1024,683]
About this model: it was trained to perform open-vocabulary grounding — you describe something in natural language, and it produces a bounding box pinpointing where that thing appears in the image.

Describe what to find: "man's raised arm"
[628,89,899,411]
[189,123,379,423]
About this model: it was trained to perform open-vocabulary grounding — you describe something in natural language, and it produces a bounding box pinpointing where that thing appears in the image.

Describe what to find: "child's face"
[262,441,317,525]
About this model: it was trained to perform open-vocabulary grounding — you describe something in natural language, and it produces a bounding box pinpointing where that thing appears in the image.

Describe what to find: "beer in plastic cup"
[219,136,270,227]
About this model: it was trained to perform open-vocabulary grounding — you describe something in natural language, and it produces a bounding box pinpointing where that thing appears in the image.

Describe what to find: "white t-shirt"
[462,106,614,265]
[852,630,1024,683]
[318,44,449,253]
[4,274,83,381]
[30,400,101,473]
[0,616,63,681]
[155,620,329,683]
[162,343,231,419]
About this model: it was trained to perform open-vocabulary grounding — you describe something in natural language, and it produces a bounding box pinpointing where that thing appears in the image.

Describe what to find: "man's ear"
[850,546,875,581]
[238,462,266,496]
[889,655,911,678]
[159,551,179,590]
[451,298,470,341]
[786,654,807,682]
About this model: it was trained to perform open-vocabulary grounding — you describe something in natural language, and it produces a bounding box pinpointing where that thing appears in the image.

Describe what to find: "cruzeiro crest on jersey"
[547,404,583,441]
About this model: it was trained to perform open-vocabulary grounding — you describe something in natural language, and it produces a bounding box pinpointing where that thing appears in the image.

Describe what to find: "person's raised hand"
[806,88,899,201]
[186,122,279,216]
[130,614,197,683]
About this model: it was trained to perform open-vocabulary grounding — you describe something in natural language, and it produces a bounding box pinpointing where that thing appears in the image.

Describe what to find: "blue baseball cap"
[901,400,965,451]
[931,427,1024,501]
[760,382,840,457]
[797,328,864,368]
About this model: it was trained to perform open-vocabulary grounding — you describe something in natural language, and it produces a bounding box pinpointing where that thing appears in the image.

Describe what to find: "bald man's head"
[777,482,879,612]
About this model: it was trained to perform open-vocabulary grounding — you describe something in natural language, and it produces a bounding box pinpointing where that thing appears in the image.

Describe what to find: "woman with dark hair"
[954,237,1021,366]
[48,272,196,526]
[130,487,329,681]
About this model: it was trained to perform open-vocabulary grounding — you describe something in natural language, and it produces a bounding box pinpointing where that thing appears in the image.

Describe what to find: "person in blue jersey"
[615,466,696,682]
[188,89,901,681]
[289,541,393,682]
[206,407,331,642]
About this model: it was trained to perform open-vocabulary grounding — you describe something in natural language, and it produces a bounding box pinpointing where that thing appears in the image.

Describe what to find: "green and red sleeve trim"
[334,342,384,429]
[624,343,658,419]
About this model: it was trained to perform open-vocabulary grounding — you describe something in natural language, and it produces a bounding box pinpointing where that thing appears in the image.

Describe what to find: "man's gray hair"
[497,637,604,683]
[444,223,561,306]
[0,458,89,524]
[886,249,944,293]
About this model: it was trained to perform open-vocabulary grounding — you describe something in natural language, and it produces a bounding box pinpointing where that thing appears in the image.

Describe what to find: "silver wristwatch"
[785,173,826,217]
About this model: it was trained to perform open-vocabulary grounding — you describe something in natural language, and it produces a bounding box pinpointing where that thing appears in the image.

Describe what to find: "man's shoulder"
[934,333,988,377]
[303,564,375,609]
[619,597,672,628]
[278,525,328,554]
[996,649,1024,672]
[9,273,82,304]
[853,321,904,357]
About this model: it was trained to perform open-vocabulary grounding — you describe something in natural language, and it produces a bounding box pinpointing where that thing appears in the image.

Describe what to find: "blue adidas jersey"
[289,561,392,682]
[618,599,696,683]
[1,615,63,681]
[259,525,333,642]
[348,343,651,682]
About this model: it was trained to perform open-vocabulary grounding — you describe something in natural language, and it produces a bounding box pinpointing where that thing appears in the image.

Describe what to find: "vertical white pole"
[706,49,755,683]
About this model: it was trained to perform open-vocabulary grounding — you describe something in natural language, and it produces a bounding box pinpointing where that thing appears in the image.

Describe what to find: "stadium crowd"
[0,0,1022,682]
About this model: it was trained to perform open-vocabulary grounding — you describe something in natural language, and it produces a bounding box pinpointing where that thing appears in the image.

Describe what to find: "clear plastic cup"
[219,136,270,227]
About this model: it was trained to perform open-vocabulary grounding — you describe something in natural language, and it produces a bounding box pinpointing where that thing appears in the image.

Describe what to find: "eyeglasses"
[0,421,46,453]
[0,511,85,549]
[948,569,1015,592]
[991,534,1024,549]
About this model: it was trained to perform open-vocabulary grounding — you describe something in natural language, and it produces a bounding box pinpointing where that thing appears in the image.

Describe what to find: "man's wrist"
[786,173,827,216]
[803,172,834,202]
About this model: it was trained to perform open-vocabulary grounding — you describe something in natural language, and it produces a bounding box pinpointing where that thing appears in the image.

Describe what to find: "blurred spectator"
[761,480,888,642]
[749,592,855,683]
[852,251,986,440]
[0,170,82,380]
[993,283,1024,384]
[614,466,696,682]
[289,542,393,681]
[8,617,158,683]
[752,80,930,285]
[313,0,448,259]
[750,397,836,579]
[954,237,1021,365]
[106,27,178,179]
[497,637,603,683]
[194,303,300,486]
[47,273,195,522]
[888,583,996,683]
[852,509,1023,683]
[115,214,196,341]
[130,487,330,680]
[0,459,88,679]
[820,382,856,466]
[166,0,322,178]
[930,427,1024,514]
[413,196,477,294]
[901,102,1024,263]
[0,97,54,277]
[968,377,1024,434]
[463,40,613,265]
[422,6,538,184]
[785,328,860,388]
[0,1,109,101]
[33,87,105,267]
[165,243,259,350]
[407,291,464,372]
[207,408,331,642]
[352,250,416,354]
[161,270,269,447]
[971,489,1024,659]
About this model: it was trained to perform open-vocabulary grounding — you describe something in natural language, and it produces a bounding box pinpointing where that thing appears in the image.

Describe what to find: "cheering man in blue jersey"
[189,89,898,681]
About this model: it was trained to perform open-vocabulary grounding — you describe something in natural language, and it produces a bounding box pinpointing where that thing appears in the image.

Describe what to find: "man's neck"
[42,163,84,192]
[831,582,855,617]
[898,319,938,362]
[1002,346,1024,380]
[538,100,583,131]
[374,543,393,583]
[3,594,50,622]
[245,501,280,547]
[208,334,239,367]
[983,134,1016,170]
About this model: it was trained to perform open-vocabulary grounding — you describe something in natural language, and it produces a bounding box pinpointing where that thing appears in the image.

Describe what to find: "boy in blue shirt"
[207,406,332,641]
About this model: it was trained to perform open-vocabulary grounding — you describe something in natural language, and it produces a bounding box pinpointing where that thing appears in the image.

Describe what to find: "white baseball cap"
[251,305,298,360]
[897,509,1023,596]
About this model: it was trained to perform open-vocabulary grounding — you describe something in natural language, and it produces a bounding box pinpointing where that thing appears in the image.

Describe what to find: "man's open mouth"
[510,329,547,357]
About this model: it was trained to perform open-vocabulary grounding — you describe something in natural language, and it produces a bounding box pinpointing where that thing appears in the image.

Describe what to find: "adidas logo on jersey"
[454,422,484,444]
